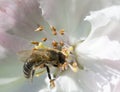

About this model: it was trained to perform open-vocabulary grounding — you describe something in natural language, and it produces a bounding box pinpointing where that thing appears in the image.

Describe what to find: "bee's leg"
[30,70,35,82]
[31,70,35,79]
[45,65,55,88]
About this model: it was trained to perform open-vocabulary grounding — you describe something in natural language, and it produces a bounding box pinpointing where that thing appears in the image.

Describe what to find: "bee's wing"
[17,50,33,62]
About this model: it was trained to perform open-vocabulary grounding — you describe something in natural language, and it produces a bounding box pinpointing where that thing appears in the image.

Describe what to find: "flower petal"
[0,32,32,53]
[0,0,48,40]
[39,0,120,41]
[0,77,20,85]
[85,5,120,42]
[77,36,120,60]
[77,6,120,60]
[39,68,120,92]
[0,77,46,92]
[113,80,120,92]
[0,52,46,92]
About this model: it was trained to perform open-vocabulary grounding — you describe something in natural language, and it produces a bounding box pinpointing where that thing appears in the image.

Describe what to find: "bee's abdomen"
[23,62,34,78]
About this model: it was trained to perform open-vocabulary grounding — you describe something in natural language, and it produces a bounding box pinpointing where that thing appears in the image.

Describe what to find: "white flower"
[0,0,120,92]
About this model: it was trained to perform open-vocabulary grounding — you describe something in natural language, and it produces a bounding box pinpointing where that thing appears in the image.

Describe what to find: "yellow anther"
[68,62,79,72]
[52,40,58,48]
[59,29,65,35]
[51,26,57,35]
[68,46,73,52]
[52,31,57,35]
[42,37,47,42]
[59,41,64,46]
[31,41,39,45]
[51,26,56,31]
[61,48,69,57]
[34,42,47,49]
[61,46,73,57]
[35,26,44,31]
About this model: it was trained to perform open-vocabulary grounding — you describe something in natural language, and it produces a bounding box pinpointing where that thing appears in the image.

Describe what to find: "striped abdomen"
[23,62,35,78]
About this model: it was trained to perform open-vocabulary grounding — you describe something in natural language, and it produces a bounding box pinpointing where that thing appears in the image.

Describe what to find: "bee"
[18,48,67,88]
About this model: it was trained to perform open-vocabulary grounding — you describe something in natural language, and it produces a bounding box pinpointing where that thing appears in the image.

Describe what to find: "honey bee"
[18,48,67,88]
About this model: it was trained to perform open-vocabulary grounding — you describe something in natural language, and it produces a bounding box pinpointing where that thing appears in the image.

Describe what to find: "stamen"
[59,41,64,46]
[61,62,68,70]
[59,29,64,35]
[34,26,44,32]
[52,40,58,48]
[42,37,47,42]
[51,26,56,31]
[51,26,57,35]
[61,48,69,57]
[34,42,47,49]
[31,41,39,45]
[68,61,79,72]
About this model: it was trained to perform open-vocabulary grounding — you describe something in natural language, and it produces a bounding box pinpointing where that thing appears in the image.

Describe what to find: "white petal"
[85,5,120,41]
[39,0,120,41]
[113,80,120,92]
[0,77,46,92]
[77,6,120,60]
[77,36,120,60]
[0,77,20,85]
[39,68,120,92]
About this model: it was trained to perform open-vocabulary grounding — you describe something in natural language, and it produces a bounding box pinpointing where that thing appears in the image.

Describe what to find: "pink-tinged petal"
[39,0,120,41]
[0,0,48,40]
[0,45,6,59]
[0,32,32,53]
[0,0,15,32]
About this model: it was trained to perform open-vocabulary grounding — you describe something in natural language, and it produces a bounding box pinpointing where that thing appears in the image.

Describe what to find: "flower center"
[31,25,83,72]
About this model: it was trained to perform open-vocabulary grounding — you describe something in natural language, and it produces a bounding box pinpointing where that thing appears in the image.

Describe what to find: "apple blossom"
[0,0,120,92]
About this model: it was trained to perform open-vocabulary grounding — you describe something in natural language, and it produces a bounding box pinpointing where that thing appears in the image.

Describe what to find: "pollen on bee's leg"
[42,37,47,42]
[50,79,55,88]
[34,25,44,32]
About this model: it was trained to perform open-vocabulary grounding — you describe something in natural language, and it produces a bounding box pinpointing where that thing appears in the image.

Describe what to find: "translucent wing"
[17,50,33,62]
